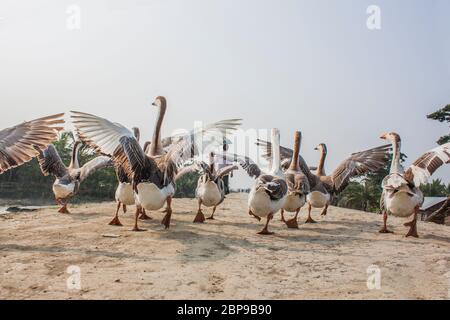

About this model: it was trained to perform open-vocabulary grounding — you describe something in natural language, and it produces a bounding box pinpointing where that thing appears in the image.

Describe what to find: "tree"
[337,180,380,212]
[420,179,448,197]
[427,104,450,145]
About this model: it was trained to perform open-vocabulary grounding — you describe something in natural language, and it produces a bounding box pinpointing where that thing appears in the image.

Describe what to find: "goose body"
[197,180,223,207]
[248,183,287,218]
[115,182,135,205]
[135,182,175,210]
[306,191,330,208]
[379,132,449,237]
[53,179,79,200]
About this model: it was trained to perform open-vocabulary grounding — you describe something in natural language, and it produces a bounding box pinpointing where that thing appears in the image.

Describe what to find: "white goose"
[379,132,450,237]
[0,114,64,174]
[229,128,288,235]
[280,131,310,229]
[192,152,238,223]
[37,140,113,213]
[71,99,241,231]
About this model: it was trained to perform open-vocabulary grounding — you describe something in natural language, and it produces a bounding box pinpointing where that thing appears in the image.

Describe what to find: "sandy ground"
[0,193,449,300]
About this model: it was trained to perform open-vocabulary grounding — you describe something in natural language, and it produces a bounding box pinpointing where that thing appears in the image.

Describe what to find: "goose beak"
[380,133,387,140]
[151,102,157,106]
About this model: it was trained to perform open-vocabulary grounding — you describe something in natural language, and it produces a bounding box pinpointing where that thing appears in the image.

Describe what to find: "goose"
[37,139,113,213]
[109,127,148,226]
[256,140,390,223]
[0,113,64,174]
[71,100,241,231]
[280,131,310,229]
[225,128,288,235]
[379,132,450,237]
[192,152,238,223]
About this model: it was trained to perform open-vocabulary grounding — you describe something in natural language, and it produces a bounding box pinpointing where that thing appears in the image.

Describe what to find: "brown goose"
[256,140,390,223]
[280,131,310,229]
[379,132,449,237]
[71,101,241,231]
[37,140,113,213]
[0,113,64,174]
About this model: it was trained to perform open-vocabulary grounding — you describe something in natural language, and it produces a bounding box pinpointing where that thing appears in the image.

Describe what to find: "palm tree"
[420,179,448,197]
[337,179,380,212]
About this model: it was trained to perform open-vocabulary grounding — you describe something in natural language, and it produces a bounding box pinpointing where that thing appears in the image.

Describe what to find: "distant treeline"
[0,133,199,203]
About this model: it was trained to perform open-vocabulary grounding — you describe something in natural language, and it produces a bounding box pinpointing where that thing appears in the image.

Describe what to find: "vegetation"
[427,104,450,145]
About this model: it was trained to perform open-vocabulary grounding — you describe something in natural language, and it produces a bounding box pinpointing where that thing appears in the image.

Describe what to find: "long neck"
[289,132,301,171]
[271,130,281,173]
[316,146,326,176]
[70,141,81,169]
[390,139,402,173]
[150,102,166,156]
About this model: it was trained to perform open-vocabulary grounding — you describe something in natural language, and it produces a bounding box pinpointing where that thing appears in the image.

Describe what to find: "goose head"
[380,132,401,143]
[151,96,167,109]
[314,143,327,155]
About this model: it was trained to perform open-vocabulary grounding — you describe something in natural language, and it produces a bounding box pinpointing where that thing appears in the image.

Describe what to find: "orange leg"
[206,206,217,220]
[132,207,146,231]
[305,203,316,223]
[248,209,261,221]
[404,206,419,238]
[194,199,205,223]
[139,208,152,220]
[285,208,300,229]
[379,211,393,234]
[56,199,70,214]
[258,213,274,235]
[161,197,173,229]
[109,202,123,226]
[280,209,286,222]
[320,204,328,216]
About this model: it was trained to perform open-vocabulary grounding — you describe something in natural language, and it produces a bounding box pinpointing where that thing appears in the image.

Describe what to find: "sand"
[0,193,449,300]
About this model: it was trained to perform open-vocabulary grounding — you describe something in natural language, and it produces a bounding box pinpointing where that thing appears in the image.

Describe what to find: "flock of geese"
[0,97,449,238]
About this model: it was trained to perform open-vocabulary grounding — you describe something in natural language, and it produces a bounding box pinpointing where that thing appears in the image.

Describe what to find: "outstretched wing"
[71,111,140,180]
[217,164,238,179]
[331,144,391,192]
[404,142,450,187]
[79,156,113,181]
[158,119,242,151]
[70,111,133,157]
[164,119,242,168]
[0,113,65,174]
[219,153,261,179]
[37,144,68,178]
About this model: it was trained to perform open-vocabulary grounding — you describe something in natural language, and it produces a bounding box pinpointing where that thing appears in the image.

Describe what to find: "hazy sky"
[0,0,449,188]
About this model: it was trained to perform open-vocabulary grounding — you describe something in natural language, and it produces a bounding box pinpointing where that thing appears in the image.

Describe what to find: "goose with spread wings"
[0,113,64,175]
[71,101,241,231]
[226,129,288,235]
[379,132,450,237]
[187,152,238,223]
[109,127,151,226]
[256,139,390,223]
[37,140,113,213]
